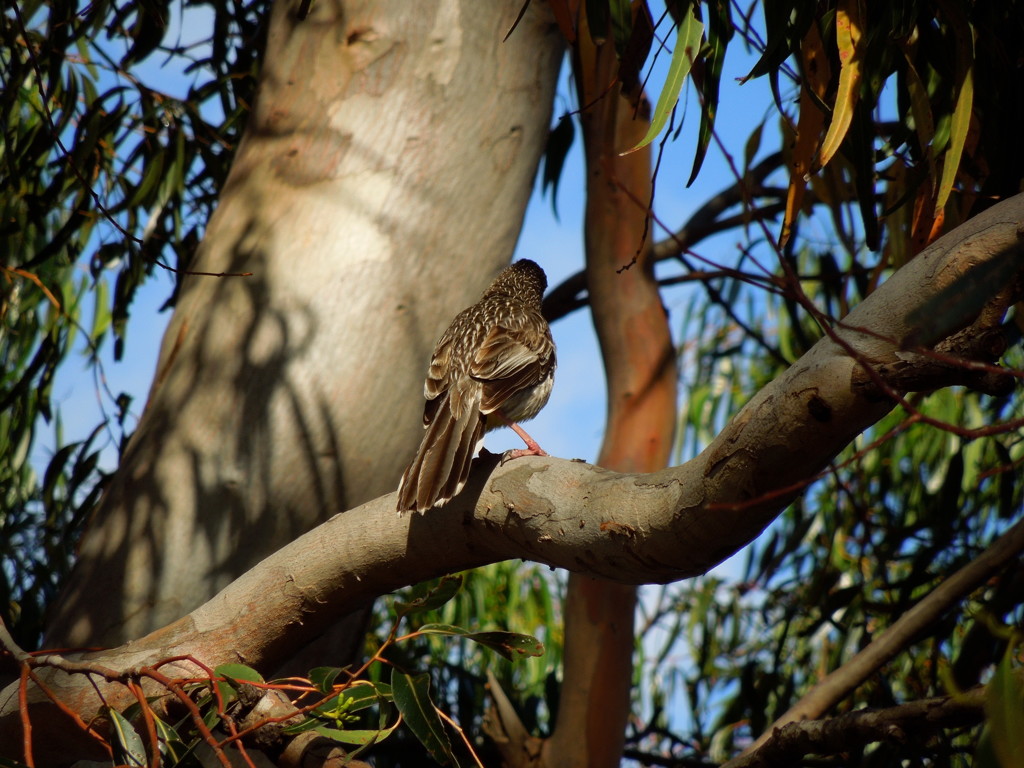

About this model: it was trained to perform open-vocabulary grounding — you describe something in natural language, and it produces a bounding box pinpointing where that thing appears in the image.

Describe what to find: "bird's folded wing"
[472,325,547,413]
[424,335,457,404]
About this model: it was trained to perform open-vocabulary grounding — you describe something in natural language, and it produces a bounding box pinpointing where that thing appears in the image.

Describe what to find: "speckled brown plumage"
[397,259,556,513]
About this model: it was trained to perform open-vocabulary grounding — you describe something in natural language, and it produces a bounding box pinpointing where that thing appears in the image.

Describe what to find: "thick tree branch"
[3,193,1024,761]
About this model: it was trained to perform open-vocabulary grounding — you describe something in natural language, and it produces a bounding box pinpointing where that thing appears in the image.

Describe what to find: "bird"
[397,259,556,513]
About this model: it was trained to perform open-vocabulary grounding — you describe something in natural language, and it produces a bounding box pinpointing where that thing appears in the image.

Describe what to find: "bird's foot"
[495,414,549,464]
[500,444,548,465]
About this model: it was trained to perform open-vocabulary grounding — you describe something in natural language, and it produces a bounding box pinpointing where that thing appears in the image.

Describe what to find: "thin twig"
[143,667,235,768]
[25,667,113,754]
[738,513,1024,759]
[725,682,991,768]
[19,666,33,768]
[126,678,161,768]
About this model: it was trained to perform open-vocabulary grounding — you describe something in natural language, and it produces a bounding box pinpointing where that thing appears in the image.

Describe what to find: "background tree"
[2,1,1023,767]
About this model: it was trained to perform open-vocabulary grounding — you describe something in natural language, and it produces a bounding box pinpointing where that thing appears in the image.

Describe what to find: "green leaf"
[395,574,464,615]
[934,64,972,217]
[336,681,393,709]
[688,0,732,186]
[818,0,865,169]
[932,0,974,218]
[280,716,323,736]
[215,662,264,683]
[977,724,1001,768]
[901,52,935,164]
[623,5,704,154]
[541,115,575,220]
[391,669,454,765]
[309,665,345,693]
[309,721,400,746]
[42,442,77,510]
[89,277,111,350]
[126,147,166,209]
[108,707,147,766]
[743,0,794,81]
[609,0,633,56]
[215,662,264,705]
[743,122,765,175]
[417,624,545,662]
[151,713,201,765]
[314,683,393,718]
[284,681,394,738]
[986,649,1024,768]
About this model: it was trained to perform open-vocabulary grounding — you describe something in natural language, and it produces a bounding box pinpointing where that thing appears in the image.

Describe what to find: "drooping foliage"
[1,0,268,646]
[625,258,1023,764]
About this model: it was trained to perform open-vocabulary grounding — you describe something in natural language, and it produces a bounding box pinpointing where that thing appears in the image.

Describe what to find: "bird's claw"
[500,446,549,466]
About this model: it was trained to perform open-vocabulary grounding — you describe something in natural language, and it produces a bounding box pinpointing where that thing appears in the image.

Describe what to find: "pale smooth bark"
[45,0,563,647]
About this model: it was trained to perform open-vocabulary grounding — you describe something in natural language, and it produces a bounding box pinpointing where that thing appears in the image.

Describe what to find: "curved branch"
[3,193,1024,756]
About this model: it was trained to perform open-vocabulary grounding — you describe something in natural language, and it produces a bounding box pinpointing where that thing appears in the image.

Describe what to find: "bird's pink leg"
[496,412,548,463]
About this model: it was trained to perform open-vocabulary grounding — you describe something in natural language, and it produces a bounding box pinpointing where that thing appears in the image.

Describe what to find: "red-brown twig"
[19,665,33,768]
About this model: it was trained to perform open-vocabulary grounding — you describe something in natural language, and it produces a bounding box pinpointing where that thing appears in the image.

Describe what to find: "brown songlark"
[397,259,556,513]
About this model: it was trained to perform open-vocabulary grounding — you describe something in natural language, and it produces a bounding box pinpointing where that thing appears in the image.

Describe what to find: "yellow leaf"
[781,21,829,248]
[818,0,864,169]
[621,4,703,155]
[934,66,973,217]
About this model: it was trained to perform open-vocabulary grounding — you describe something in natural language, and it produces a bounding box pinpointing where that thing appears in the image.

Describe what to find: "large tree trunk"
[45,0,563,648]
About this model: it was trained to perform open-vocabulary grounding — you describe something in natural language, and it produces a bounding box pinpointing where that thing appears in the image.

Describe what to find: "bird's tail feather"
[397,391,484,512]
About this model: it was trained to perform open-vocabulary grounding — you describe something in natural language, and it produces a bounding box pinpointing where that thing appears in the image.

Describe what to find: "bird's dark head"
[485,259,547,305]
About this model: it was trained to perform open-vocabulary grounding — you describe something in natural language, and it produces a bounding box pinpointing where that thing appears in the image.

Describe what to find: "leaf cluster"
[1,0,267,647]
[546,1,1024,263]
[366,566,563,765]
[2,575,546,768]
